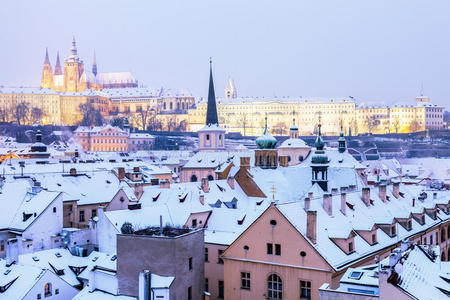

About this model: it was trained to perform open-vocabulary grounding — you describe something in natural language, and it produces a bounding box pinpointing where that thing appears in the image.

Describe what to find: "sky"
[0,0,449,108]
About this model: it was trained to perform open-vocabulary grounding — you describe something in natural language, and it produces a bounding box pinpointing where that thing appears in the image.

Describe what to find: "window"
[206,134,210,141]
[267,243,273,255]
[37,294,41,300]
[391,225,396,236]
[436,232,439,245]
[92,209,97,218]
[44,283,52,297]
[371,233,377,244]
[55,289,59,295]
[188,286,192,300]
[205,248,209,262]
[430,234,433,245]
[0,241,4,252]
[218,249,224,264]
[192,219,197,227]
[275,244,281,256]
[207,174,214,181]
[267,274,282,299]
[241,272,250,290]
[300,280,311,299]
[79,210,85,222]
[348,241,354,253]
[189,257,193,270]
[218,280,224,298]
[424,237,427,244]
[53,207,56,213]
[190,175,198,182]
[205,278,209,292]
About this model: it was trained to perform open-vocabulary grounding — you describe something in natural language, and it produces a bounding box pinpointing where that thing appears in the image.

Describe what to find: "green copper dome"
[314,124,325,150]
[256,119,277,149]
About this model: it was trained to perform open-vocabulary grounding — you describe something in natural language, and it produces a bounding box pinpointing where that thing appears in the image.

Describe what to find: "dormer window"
[391,225,396,236]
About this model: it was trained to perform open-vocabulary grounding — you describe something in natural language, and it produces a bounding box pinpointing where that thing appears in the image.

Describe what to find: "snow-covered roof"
[278,138,309,148]
[74,286,136,300]
[198,123,226,132]
[129,133,154,139]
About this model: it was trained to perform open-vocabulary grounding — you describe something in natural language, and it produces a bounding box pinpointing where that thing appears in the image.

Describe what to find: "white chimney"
[139,270,151,300]
[6,238,19,267]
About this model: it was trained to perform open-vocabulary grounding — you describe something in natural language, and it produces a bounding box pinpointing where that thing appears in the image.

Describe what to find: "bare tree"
[79,103,104,126]
[409,118,421,132]
[392,117,401,134]
[167,116,178,132]
[365,115,379,134]
[132,106,154,131]
[0,106,8,122]
[272,122,287,135]
[30,107,44,124]
[12,102,29,125]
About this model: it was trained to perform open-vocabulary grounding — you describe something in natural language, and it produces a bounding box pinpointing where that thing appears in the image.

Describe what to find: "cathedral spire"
[92,50,98,76]
[71,36,78,56]
[205,58,219,125]
[44,47,50,65]
[54,51,62,75]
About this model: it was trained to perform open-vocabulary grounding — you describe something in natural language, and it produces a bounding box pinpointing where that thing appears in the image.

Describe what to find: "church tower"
[92,50,98,76]
[311,123,329,191]
[63,36,85,92]
[40,48,54,89]
[54,51,62,75]
[338,126,346,153]
[225,77,237,99]
[289,118,299,139]
[198,59,226,152]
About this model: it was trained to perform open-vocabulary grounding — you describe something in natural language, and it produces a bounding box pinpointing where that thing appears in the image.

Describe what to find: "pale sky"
[0,0,449,108]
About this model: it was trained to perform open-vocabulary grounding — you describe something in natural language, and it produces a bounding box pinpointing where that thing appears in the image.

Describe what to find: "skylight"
[349,271,363,280]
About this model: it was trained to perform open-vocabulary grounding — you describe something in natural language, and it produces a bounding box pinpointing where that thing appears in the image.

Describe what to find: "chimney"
[133,166,140,173]
[349,185,356,192]
[331,188,338,195]
[118,167,125,180]
[279,156,289,167]
[139,270,151,300]
[70,168,77,176]
[199,193,205,205]
[227,176,235,189]
[6,238,19,267]
[88,269,96,293]
[433,192,437,200]
[306,211,317,244]
[393,182,400,199]
[32,181,42,193]
[240,156,250,171]
[160,180,170,189]
[323,193,332,216]
[308,192,313,200]
[341,192,347,215]
[362,187,371,206]
[304,197,310,211]
[134,184,143,199]
[201,177,210,193]
[379,184,387,203]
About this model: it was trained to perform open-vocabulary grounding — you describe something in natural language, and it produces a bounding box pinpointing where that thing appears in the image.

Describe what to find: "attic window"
[55,252,62,258]
[110,255,117,261]
[32,256,39,262]
[92,257,99,262]
[349,271,363,280]
[3,269,10,275]
[106,180,111,184]
[270,220,277,226]
[300,251,307,257]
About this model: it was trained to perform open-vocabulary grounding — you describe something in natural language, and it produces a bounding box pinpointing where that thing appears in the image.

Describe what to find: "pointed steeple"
[205,58,219,125]
[71,36,78,56]
[92,50,98,76]
[44,48,50,65]
[54,51,62,75]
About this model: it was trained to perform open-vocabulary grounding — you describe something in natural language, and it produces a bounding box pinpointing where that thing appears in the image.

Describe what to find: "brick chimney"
[160,180,170,189]
[306,211,317,244]
[362,187,371,206]
[240,156,250,171]
[323,193,332,216]
[393,182,400,199]
[379,184,387,203]
[279,156,289,167]
[341,192,347,215]
[118,167,125,180]
[227,176,235,189]
[70,168,77,176]
[304,197,310,211]
[201,177,210,193]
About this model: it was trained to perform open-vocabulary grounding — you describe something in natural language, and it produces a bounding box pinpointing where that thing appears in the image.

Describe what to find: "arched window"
[259,155,263,166]
[190,175,198,182]
[299,155,304,162]
[207,175,214,181]
[267,274,282,299]
[44,283,52,297]
[163,102,166,110]
[442,229,446,243]
[266,156,271,166]
[442,252,446,262]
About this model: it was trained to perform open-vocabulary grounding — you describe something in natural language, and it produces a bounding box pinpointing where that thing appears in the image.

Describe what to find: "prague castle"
[41,37,137,92]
